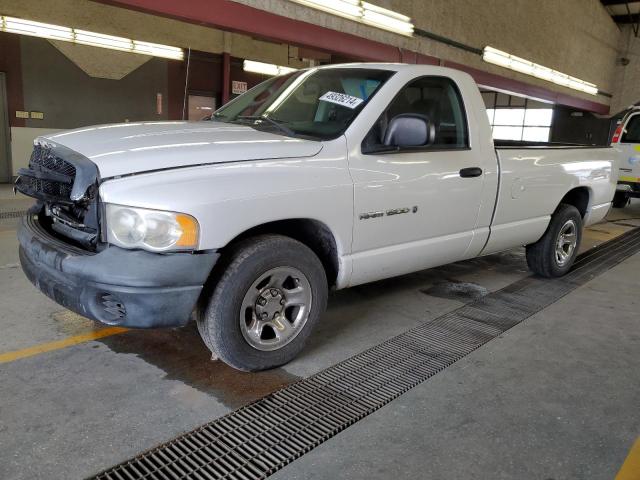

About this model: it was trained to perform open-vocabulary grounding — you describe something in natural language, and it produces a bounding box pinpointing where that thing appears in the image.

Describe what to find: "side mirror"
[383,113,435,148]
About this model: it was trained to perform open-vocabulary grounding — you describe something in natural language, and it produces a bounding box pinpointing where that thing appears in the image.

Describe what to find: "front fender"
[98,139,354,257]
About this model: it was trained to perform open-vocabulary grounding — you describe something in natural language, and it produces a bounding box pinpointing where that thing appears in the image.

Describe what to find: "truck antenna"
[182,48,192,121]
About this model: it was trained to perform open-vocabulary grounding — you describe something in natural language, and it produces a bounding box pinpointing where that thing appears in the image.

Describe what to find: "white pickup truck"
[611,106,640,208]
[16,63,617,371]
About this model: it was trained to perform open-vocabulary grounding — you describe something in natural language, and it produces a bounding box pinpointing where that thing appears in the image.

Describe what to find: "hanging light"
[0,15,184,60]
[2,16,73,41]
[289,0,414,36]
[483,46,598,96]
[243,60,297,76]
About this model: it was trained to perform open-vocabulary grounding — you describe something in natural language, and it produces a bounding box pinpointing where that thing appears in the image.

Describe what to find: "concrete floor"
[0,189,639,479]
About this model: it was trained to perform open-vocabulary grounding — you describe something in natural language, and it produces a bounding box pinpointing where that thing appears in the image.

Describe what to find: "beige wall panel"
[233,0,620,105]
[0,0,627,107]
[0,0,296,66]
[10,127,64,175]
[49,41,152,80]
[611,25,640,114]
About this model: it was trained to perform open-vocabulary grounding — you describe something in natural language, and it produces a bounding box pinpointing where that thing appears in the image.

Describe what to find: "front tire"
[526,204,582,278]
[197,234,328,371]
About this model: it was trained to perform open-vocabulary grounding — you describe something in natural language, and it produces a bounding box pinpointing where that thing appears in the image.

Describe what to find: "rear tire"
[526,204,582,278]
[612,191,629,209]
[197,234,328,371]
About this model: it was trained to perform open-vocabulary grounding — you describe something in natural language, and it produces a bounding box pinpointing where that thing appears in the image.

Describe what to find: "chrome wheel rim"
[555,219,578,267]
[240,267,312,351]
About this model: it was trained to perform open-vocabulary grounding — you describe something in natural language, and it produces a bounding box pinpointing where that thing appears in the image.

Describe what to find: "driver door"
[348,76,487,286]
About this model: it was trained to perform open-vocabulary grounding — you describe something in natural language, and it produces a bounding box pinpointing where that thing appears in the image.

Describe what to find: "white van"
[611,106,640,208]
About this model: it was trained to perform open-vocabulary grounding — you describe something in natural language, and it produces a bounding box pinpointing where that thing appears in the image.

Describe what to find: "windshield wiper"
[236,115,296,137]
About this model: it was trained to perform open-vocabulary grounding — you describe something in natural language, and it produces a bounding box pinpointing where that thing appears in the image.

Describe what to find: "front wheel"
[197,234,328,371]
[526,204,583,278]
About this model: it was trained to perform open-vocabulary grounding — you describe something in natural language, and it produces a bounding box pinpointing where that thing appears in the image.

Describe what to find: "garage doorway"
[0,73,11,183]
[188,94,216,121]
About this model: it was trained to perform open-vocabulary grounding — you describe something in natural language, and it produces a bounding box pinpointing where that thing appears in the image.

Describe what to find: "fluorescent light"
[243,60,297,76]
[509,57,535,76]
[2,16,73,41]
[532,65,554,82]
[483,46,598,96]
[362,1,410,20]
[482,48,511,69]
[74,29,132,51]
[289,0,413,36]
[362,10,414,35]
[133,41,184,60]
[0,15,184,60]
[293,0,362,19]
[551,72,571,88]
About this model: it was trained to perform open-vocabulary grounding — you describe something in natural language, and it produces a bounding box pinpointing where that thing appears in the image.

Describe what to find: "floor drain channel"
[91,227,640,480]
[0,210,27,219]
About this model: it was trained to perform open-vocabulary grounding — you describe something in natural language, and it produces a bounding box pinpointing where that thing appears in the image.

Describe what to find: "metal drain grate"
[91,227,640,480]
[0,210,27,219]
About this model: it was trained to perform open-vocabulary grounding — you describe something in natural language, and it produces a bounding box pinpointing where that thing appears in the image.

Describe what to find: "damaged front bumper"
[18,213,219,328]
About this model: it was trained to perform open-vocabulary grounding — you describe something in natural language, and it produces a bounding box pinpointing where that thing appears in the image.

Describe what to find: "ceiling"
[601,1,640,24]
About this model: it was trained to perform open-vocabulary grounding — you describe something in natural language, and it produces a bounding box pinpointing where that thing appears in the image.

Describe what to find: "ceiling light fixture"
[289,0,414,36]
[243,60,297,76]
[483,46,598,96]
[0,15,184,60]
[361,2,413,35]
[2,16,73,41]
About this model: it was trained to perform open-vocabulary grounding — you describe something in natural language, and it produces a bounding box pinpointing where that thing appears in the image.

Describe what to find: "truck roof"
[304,62,470,77]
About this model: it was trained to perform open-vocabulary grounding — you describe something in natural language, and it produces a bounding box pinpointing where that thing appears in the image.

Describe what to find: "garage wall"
[0,0,301,68]
[0,32,25,128]
[10,127,64,173]
[233,0,620,106]
[1,0,620,107]
[611,25,640,115]
[0,0,310,177]
[1,0,622,110]
[20,37,168,129]
[2,36,171,176]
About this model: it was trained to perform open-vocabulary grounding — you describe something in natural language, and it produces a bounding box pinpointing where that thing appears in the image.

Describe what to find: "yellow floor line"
[616,437,640,480]
[0,327,128,364]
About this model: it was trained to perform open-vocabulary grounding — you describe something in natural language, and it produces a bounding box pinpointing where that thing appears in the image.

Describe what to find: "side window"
[622,115,640,143]
[362,76,469,152]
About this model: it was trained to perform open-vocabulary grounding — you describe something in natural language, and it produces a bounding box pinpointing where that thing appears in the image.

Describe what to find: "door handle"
[459,167,483,178]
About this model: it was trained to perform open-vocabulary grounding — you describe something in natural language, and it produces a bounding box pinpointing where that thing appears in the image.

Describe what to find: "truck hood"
[41,121,323,178]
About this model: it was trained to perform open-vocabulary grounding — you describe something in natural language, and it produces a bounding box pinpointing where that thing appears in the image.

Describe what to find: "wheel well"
[225,219,339,287]
[559,187,590,218]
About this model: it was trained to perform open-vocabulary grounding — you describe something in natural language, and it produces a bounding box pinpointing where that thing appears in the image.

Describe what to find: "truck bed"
[481,143,617,256]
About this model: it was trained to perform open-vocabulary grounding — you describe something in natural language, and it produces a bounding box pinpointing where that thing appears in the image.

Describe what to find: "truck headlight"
[105,204,199,252]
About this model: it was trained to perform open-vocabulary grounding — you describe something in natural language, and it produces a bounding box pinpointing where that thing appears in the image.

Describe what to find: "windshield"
[210,68,394,140]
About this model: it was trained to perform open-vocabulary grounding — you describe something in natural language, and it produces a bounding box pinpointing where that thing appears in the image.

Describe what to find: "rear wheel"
[612,191,629,209]
[526,204,582,278]
[197,234,328,371]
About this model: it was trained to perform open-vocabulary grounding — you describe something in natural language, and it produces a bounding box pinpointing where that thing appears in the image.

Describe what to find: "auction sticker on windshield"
[319,91,364,109]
